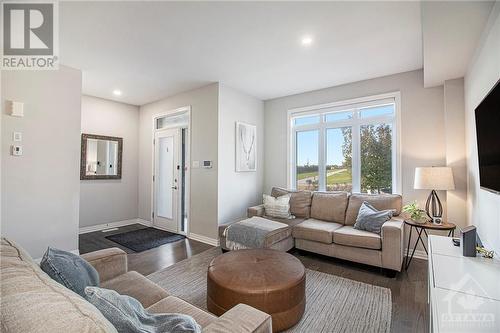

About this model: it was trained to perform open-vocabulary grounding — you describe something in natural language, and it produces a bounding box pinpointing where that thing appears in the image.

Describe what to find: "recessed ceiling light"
[112,89,122,96]
[301,36,313,46]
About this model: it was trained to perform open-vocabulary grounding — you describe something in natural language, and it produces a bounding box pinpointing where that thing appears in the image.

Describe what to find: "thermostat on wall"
[202,160,212,168]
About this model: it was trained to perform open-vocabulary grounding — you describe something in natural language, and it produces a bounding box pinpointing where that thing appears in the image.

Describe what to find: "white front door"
[153,128,180,232]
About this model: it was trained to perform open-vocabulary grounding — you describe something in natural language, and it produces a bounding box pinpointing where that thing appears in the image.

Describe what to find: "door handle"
[172,186,178,190]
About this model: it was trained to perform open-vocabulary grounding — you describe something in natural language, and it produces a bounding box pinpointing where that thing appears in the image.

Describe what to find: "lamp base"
[425,190,443,221]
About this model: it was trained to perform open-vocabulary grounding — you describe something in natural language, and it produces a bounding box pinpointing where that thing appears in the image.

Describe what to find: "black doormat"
[105,227,185,252]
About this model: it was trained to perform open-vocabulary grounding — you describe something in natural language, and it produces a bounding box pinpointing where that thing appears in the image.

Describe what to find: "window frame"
[287,92,402,194]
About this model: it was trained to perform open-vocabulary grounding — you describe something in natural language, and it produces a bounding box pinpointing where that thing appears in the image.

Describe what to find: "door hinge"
[152,212,154,218]
[153,139,155,145]
[152,175,155,182]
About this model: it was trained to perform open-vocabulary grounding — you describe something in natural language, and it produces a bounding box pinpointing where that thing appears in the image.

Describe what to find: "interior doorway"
[152,108,190,235]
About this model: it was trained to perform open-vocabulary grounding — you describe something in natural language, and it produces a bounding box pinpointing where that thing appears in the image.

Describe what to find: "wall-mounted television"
[475,78,500,194]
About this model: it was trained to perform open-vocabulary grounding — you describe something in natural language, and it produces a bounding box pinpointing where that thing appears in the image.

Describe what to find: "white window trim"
[286,91,402,194]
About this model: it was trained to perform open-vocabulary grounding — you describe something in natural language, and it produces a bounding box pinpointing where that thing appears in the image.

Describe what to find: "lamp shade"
[414,167,455,190]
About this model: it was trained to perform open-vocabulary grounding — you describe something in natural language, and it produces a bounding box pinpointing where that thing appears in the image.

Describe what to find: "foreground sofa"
[0,237,272,333]
[220,188,404,274]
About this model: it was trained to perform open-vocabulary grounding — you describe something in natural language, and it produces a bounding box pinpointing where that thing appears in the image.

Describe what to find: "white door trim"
[151,106,191,236]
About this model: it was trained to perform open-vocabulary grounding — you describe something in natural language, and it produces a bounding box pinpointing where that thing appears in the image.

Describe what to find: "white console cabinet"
[428,235,500,332]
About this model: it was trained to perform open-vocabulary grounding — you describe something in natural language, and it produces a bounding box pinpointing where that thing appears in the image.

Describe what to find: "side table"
[404,220,456,270]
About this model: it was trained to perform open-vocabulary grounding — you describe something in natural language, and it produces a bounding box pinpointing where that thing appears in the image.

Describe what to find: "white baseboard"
[188,232,219,247]
[136,219,153,227]
[79,218,152,234]
[404,248,428,260]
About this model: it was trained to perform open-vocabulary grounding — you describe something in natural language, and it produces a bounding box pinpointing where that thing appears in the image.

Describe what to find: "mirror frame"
[80,133,123,180]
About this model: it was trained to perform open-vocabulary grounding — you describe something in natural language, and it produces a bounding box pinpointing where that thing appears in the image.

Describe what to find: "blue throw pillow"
[354,201,394,234]
[85,287,201,333]
[40,247,99,297]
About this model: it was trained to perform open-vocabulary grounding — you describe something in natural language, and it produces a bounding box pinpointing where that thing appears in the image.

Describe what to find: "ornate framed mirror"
[80,134,123,180]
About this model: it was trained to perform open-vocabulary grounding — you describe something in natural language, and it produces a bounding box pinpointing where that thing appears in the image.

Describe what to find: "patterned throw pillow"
[354,201,394,234]
[263,194,293,219]
[40,247,99,297]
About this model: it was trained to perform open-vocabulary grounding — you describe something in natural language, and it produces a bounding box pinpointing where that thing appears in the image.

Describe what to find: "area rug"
[105,227,185,252]
[147,247,392,332]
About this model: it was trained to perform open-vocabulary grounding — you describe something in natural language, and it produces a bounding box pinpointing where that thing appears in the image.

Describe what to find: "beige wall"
[1,66,82,258]
[139,83,219,240]
[444,78,467,229]
[264,70,447,212]
[80,96,140,228]
[464,4,500,254]
[218,84,264,225]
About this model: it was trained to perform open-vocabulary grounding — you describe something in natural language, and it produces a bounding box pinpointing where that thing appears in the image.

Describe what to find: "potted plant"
[402,201,428,224]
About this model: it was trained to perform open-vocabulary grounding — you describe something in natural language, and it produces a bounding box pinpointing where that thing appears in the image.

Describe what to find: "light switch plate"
[8,101,24,117]
[11,145,22,156]
[13,132,22,142]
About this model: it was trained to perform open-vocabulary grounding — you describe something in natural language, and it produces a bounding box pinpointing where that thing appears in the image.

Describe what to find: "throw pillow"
[354,201,394,234]
[40,247,99,298]
[263,194,293,219]
[85,287,201,333]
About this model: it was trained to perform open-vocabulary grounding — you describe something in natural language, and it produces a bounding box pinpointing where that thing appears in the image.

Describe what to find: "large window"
[289,94,400,194]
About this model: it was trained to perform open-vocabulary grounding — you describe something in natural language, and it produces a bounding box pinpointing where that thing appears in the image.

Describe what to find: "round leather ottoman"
[207,249,305,332]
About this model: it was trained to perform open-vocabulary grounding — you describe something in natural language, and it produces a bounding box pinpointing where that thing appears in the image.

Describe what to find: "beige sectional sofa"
[220,187,404,274]
[0,237,272,333]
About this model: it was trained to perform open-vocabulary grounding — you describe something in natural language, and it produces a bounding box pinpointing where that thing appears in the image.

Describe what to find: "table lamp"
[414,167,455,223]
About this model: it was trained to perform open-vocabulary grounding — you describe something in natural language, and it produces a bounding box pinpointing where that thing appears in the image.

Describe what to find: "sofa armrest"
[381,217,404,272]
[81,248,128,282]
[247,204,265,218]
[202,304,272,333]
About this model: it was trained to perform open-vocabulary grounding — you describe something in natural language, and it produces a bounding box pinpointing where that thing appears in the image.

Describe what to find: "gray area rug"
[147,247,392,333]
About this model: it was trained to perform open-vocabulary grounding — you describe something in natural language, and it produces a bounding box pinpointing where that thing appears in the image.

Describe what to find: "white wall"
[444,78,467,229]
[80,96,139,228]
[139,83,219,240]
[464,4,500,254]
[1,66,82,258]
[218,84,264,225]
[264,70,447,212]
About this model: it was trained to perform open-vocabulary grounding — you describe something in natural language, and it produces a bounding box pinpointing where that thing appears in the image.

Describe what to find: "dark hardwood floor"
[79,224,428,332]
[79,224,213,276]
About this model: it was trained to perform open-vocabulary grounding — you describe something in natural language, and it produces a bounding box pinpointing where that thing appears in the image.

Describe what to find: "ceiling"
[60,1,423,105]
[422,1,495,87]
[59,1,493,106]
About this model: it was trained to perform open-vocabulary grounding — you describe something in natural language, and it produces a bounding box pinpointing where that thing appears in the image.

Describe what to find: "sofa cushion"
[102,271,169,308]
[263,216,306,227]
[40,247,99,298]
[271,187,312,218]
[333,226,382,250]
[292,219,343,244]
[85,287,201,333]
[345,193,402,226]
[1,238,117,333]
[310,191,349,223]
[148,296,217,328]
[219,217,305,238]
[223,216,292,249]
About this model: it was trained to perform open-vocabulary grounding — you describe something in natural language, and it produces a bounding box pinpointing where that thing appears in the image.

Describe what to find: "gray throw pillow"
[85,287,201,333]
[40,247,99,297]
[354,201,394,234]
